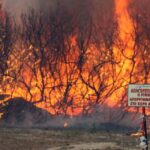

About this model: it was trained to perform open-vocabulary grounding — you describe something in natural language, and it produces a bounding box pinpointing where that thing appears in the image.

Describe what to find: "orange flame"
[115,0,133,40]
[0,0,141,116]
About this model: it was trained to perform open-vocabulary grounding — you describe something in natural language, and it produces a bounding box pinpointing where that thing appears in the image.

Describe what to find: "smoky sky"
[2,0,59,17]
[2,0,115,18]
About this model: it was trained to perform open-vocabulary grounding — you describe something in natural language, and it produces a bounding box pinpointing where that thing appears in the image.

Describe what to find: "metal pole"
[142,107,148,150]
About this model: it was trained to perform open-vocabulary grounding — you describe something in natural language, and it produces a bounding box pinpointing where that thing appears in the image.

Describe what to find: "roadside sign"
[128,84,150,107]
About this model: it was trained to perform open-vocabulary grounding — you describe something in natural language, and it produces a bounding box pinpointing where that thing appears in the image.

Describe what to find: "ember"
[64,122,68,128]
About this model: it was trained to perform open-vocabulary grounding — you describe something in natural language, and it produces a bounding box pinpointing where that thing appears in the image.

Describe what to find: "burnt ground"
[0,127,142,150]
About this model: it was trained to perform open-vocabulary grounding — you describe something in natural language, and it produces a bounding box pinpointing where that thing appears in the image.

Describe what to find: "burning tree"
[0,9,12,82]
[0,0,149,121]
[128,0,150,84]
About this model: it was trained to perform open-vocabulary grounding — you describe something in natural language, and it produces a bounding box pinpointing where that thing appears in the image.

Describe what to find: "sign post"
[142,107,148,150]
[128,84,150,150]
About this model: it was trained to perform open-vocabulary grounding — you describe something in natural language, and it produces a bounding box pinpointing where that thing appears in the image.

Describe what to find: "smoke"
[2,0,54,15]
[2,0,115,17]
[3,0,37,12]
[0,101,144,129]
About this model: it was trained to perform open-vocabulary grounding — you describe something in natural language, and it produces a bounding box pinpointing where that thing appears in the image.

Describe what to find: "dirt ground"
[0,127,143,150]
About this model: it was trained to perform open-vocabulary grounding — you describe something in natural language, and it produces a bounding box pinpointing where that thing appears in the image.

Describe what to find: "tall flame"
[105,0,134,107]
[115,0,133,40]
[0,0,140,116]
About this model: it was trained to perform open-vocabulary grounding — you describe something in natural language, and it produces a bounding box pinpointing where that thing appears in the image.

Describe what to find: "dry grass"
[0,127,141,150]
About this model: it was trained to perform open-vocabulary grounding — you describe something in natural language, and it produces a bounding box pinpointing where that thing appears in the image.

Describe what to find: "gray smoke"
[2,0,114,17]
[3,0,38,12]
[2,0,56,15]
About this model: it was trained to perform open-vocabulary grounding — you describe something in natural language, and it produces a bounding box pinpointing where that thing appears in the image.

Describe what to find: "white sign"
[128,84,150,107]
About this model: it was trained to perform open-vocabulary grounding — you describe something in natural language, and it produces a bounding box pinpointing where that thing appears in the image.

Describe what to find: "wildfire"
[0,0,148,117]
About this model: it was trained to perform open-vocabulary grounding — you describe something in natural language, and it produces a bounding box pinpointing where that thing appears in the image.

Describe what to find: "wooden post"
[142,107,148,150]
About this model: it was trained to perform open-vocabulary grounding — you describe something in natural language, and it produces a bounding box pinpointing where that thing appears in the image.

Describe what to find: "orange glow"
[130,131,144,137]
[106,0,134,107]
[0,0,146,116]
[115,0,133,40]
